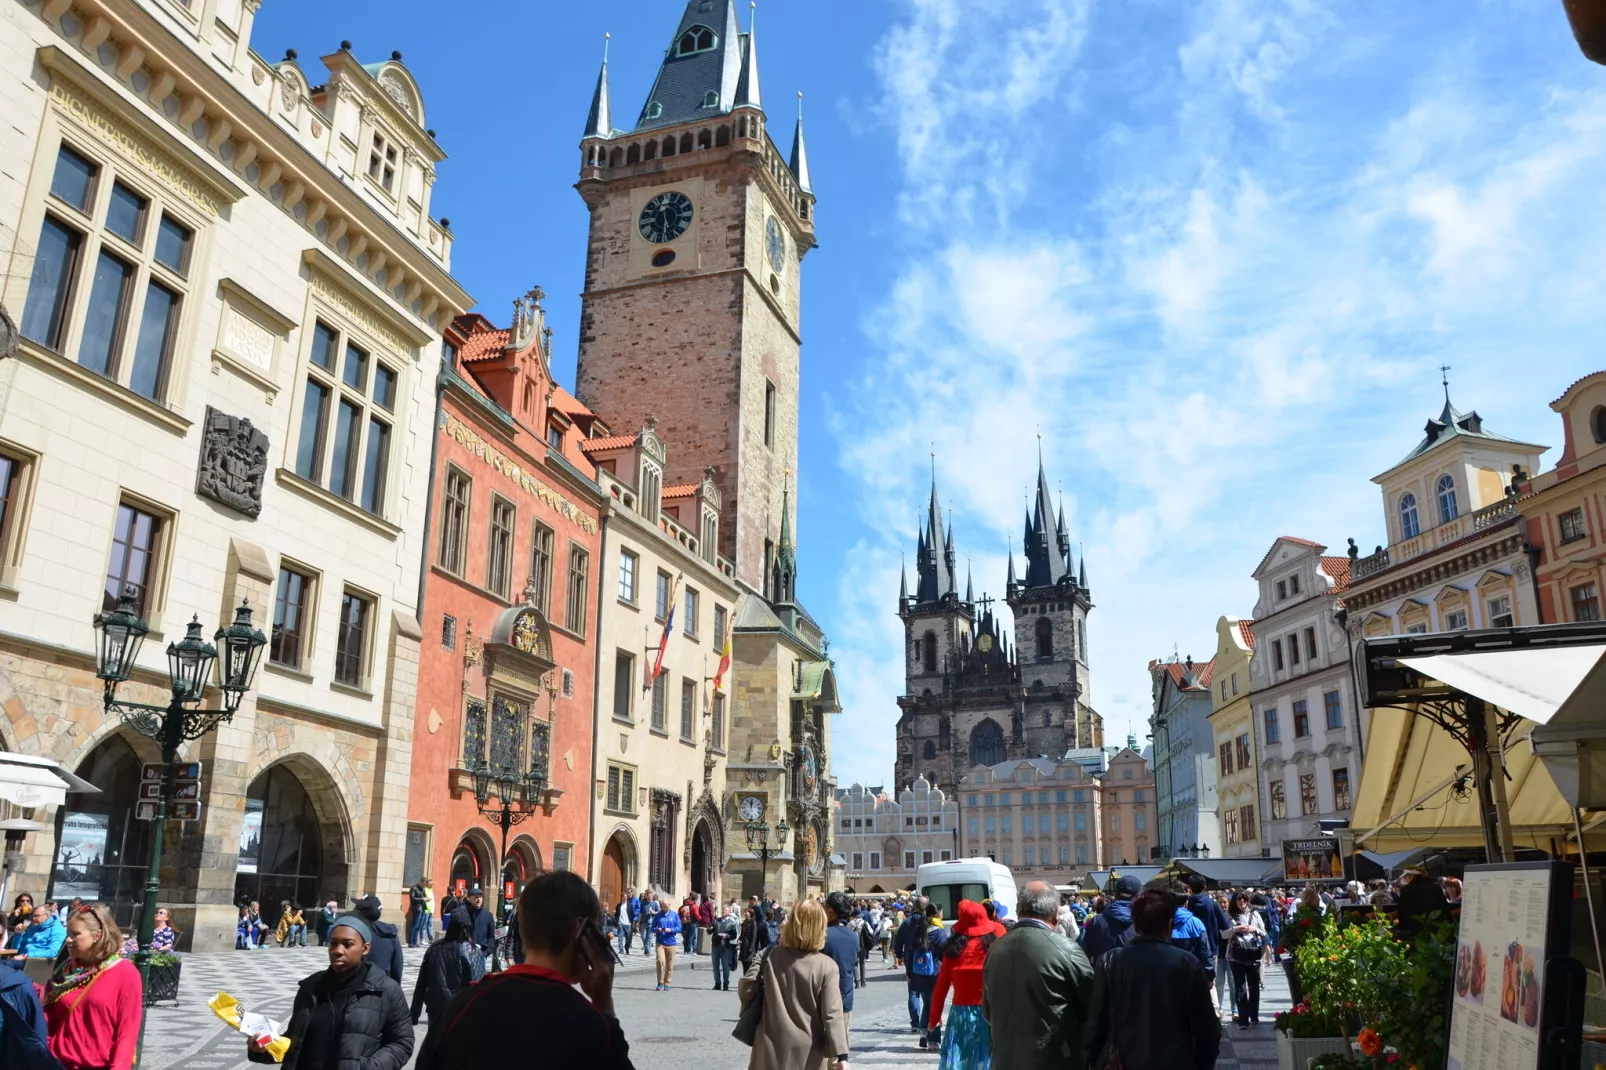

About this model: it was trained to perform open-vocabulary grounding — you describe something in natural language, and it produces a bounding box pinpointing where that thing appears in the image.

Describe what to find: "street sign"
[140,761,203,784]
[138,783,162,801]
[170,801,199,821]
[141,763,163,783]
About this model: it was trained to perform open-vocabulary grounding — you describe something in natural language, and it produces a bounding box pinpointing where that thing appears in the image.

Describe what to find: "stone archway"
[449,827,497,899]
[690,818,715,897]
[51,732,156,928]
[600,825,639,909]
[233,758,354,913]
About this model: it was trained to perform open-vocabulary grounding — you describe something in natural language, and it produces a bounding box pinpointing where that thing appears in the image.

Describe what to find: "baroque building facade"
[1518,372,1606,625]
[571,0,841,903]
[0,0,468,948]
[835,778,957,895]
[895,462,1102,796]
[1208,616,1262,858]
[407,300,605,911]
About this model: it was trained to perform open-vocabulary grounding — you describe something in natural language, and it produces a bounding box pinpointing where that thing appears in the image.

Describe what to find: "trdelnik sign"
[1281,837,1344,881]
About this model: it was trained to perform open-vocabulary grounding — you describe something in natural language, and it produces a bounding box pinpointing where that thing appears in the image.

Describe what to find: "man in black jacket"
[249,915,414,1070]
[1082,891,1220,1070]
[464,887,497,959]
[353,896,405,984]
[417,870,630,1070]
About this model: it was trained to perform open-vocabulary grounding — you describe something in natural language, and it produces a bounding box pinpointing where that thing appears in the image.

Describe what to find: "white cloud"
[823,0,1606,791]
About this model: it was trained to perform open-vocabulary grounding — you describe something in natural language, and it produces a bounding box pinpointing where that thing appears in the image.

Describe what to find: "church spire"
[915,463,953,604]
[1023,454,1067,589]
[965,561,974,604]
[774,471,796,603]
[899,556,909,605]
[790,92,812,192]
[733,2,762,109]
[583,34,612,139]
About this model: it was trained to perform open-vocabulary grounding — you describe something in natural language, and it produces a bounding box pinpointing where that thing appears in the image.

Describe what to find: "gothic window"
[922,740,936,760]
[1436,474,1459,524]
[463,700,487,768]
[1042,710,1051,727]
[489,696,525,777]
[529,719,551,784]
[970,720,1005,767]
[1399,493,1420,539]
[922,632,937,672]
[676,25,717,56]
[1035,617,1053,660]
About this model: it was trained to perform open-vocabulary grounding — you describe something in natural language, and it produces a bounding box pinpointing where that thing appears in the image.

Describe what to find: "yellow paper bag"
[208,991,292,1063]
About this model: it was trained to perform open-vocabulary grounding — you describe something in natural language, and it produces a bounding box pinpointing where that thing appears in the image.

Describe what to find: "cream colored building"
[1208,616,1262,858]
[835,778,957,895]
[586,425,739,907]
[0,0,468,949]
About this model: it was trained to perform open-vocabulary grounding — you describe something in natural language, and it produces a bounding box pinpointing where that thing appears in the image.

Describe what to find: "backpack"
[911,944,939,976]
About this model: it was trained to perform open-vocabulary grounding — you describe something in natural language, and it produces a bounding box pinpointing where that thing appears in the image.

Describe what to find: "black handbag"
[732,948,771,1046]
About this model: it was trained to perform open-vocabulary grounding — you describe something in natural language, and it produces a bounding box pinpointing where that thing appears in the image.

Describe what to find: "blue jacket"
[1078,898,1134,961]
[13,917,63,960]
[652,910,682,947]
[627,896,640,922]
[1186,893,1232,964]
[1170,907,1210,973]
[1259,904,1282,947]
[823,925,859,1012]
[0,967,53,1070]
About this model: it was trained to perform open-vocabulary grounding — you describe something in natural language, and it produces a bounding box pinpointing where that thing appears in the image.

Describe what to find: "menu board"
[1447,862,1570,1070]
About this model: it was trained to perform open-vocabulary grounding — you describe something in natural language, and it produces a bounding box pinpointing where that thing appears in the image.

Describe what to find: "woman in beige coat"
[740,898,850,1070]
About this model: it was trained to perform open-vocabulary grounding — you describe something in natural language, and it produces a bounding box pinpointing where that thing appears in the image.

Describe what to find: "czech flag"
[645,573,680,689]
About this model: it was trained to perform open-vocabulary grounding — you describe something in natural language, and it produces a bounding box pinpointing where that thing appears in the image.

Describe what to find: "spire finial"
[798,89,804,121]
[603,31,610,62]
[749,0,756,31]
[1440,363,1452,405]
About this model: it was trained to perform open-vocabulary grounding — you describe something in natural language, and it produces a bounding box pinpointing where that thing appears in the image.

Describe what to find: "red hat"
[953,900,991,937]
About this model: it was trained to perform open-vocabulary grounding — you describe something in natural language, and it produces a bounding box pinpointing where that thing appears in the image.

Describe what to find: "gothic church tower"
[574,0,814,595]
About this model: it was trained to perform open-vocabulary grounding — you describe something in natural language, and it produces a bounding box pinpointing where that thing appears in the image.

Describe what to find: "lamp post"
[472,764,545,970]
[745,817,789,902]
[93,590,264,1056]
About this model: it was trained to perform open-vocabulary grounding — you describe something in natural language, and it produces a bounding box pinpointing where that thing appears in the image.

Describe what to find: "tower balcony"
[1350,496,1519,581]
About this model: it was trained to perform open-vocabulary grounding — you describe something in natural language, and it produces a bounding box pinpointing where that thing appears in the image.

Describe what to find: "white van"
[916,858,1018,925]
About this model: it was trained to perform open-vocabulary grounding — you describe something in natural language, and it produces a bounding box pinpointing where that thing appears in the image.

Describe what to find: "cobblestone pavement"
[139,943,1291,1070]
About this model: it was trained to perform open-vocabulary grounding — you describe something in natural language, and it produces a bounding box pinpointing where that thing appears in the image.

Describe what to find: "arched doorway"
[970,719,1005,767]
[449,835,492,898]
[52,734,151,928]
[599,831,633,908]
[234,765,326,911]
[690,819,715,897]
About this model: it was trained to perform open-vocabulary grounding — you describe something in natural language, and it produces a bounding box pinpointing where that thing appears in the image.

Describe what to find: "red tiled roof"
[1236,619,1256,650]
[662,483,699,499]
[458,328,510,364]
[1319,556,1352,593]
[1280,536,1323,548]
[1552,371,1606,407]
[1151,657,1216,690]
[548,386,593,417]
[579,434,639,453]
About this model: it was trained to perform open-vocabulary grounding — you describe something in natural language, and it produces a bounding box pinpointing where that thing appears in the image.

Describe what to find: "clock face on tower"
[639,191,694,244]
[977,634,994,652]
[739,795,765,822]
[765,216,785,273]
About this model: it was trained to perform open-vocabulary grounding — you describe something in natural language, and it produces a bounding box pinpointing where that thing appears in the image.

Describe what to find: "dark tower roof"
[583,38,613,138]
[634,0,745,132]
[914,472,953,605]
[774,474,796,604]
[732,9,760,110]
[790,97,812,192]
[1023,457,1069,589]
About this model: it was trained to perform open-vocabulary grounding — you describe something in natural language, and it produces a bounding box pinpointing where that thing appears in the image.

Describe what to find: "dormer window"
[1399,492,1421,539]
[639,460,662,522]
[547,424,563,450]
[700,508,718,564]
[676,25,717,56]
[645,101,664,120]
[367,132,398,192]
[703,90,720,108]
[1436,474,1459,524]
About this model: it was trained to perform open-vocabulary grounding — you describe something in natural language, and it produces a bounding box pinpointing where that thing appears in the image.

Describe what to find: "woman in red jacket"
[44,903,143,1070]
[926,900,997,1070]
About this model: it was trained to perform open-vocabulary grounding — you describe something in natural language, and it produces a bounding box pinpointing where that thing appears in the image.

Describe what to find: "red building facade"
[406,293,605,912]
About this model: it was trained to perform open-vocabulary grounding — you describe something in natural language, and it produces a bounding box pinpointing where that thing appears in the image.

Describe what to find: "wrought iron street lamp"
[745,817,789,901]
[472,764,545,970]
[93,590,264,1058]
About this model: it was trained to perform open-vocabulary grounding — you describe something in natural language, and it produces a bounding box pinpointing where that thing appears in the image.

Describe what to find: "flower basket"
[1565,0,1606,63]
[144,954,182,1005]
[1276,1032,1349,1070]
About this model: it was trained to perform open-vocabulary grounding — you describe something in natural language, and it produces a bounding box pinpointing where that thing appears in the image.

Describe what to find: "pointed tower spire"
[899,555,909,606]
[584,33,612,138]
[1007,546,1017,588]
[1079,550,1088,590]
[965,559,974,604]
[790,91,813,192]
[733,2,762,109]
[775,470,796,603]
[1024,452,1067,588]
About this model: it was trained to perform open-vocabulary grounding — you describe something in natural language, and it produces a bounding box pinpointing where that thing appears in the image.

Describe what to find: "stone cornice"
[1342,530,1528,611]
[28,0,471,324]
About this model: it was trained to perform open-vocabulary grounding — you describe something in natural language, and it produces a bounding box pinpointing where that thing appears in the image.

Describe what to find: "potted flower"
[1280,904,1331,1005]
[1564,0,1606,64]
[144,951,182,1005]
[1274,1001,1348,1070]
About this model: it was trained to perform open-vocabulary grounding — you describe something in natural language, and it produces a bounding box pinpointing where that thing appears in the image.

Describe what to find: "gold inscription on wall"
[441,413,600,534]
[309,269,411,357]
[49,81,221,218]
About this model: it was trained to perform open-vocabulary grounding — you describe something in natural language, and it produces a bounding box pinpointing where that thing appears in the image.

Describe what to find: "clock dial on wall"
[739,795,765,821]
[765,216,785,273]
[639,191,694,244]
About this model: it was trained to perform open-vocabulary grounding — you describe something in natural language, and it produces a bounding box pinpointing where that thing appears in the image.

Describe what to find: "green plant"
[1296,914,1407,1043]
[1282,903,1332,958]
[1374,918,1456,1070]
[1274,1000,1342,1038]
[147,951,181,967]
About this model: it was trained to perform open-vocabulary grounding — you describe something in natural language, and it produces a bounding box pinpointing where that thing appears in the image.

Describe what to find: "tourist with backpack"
[1223,892,1267,1027]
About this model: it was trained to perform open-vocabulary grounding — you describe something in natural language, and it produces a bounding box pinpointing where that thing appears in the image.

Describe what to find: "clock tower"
[574,0,815,596]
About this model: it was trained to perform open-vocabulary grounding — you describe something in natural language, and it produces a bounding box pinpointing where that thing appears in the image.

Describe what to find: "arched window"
[645,101,663,120]
[703,91,719,109]
[1035,617,1054,660]
[970,720,1005,767]
[1436,475,1459,524]
[676,26,717,56]
[922,631,937,672]
[922,740,936,760]
[1399,493,1420,539]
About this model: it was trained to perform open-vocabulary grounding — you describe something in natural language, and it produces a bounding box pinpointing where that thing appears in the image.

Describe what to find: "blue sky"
[255,0,1606,791]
